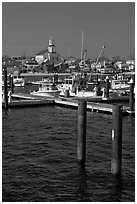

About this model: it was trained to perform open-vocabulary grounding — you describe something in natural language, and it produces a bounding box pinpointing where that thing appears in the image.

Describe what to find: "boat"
[30,81,61,98]
[31,77,51,85]
[111,79,130,91]
[57,76,76,97]
[57,74,101,98]
[57,32,102,98]
[13,75,25,87]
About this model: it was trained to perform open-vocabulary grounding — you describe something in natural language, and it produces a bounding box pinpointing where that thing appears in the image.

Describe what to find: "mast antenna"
[81,31,84,61]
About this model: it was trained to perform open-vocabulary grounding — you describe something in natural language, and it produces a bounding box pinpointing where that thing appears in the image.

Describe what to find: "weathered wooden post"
[65,89,70,98]
[111,105,123,176]
[4,67,8,109]
[129,78,134,112]
[77,100,87,163]
[96,74,98,84]
[53,73,58,84]
[106,75,109,98]
[11,74,14,93]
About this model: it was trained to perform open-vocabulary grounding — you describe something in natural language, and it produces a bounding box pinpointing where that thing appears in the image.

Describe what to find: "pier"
[2,99,54,108]
[2,92,133,116]
[55,98,129,115]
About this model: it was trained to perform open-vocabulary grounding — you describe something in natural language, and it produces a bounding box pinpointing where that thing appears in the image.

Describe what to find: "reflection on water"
[76,162,88,201]
[75,160,125,202]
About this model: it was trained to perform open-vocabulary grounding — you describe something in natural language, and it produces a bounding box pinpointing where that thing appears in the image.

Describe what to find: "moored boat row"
[2,70,135,99]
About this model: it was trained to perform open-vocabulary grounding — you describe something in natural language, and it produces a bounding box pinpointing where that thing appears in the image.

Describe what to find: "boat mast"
[81,31,84,61]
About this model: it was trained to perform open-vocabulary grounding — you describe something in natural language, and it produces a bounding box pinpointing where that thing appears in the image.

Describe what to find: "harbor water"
[2,79,135,202]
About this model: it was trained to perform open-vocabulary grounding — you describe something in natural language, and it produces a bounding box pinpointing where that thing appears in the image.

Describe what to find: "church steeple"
[48,36,55,53]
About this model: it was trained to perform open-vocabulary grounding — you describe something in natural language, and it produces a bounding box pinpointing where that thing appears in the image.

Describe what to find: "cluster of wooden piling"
[77,101,123,176]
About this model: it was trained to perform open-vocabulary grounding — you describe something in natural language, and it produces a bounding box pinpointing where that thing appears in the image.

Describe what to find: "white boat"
[111,79,130,90]
[31,78,51,85]
[30,81,61,98]
[13,75,25,87]
[57,75,98,98]
[57,76,76,97]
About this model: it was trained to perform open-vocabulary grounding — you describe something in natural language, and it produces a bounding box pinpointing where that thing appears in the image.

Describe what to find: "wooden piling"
[96,74,98,84]
[11,74,14,93]
[77,100,87,163]
[129,78,134,112]
[111,105,123,176]
[65,89,70,98]
[53,73,58,84]
[4,67,8,109]
[106,76,109,98]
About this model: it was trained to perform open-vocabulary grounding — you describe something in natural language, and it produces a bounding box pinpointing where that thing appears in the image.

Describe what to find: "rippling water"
[2,105,135,202]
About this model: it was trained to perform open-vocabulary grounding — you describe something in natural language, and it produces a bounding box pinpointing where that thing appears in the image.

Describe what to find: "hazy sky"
[2,2,135,60]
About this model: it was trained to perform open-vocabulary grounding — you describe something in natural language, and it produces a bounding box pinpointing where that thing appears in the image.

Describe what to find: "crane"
[87,45,106,84]
[95,45,106,66]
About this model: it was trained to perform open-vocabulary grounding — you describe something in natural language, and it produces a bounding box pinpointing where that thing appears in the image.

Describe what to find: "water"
[2,105,135,202]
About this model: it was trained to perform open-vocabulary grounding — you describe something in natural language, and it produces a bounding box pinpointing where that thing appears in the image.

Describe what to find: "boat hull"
[30,90,60,98]
[14,82,25,87]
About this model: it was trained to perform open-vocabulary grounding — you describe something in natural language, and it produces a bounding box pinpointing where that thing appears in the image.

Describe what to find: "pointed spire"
[49,36,55,46]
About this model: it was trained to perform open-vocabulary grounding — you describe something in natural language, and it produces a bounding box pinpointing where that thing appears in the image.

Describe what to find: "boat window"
[45,85,49,90]
[52,85,58,90]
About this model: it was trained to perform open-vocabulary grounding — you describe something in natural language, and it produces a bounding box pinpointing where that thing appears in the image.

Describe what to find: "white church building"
[35,36,61,66]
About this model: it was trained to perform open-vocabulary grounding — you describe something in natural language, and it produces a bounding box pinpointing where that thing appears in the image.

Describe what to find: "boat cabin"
[111,79,129,90]
[39,83,58,91]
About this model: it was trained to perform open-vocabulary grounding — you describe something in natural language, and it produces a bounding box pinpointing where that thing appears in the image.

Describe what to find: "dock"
[2,99,55,108]
[2,93,134,116]
[55,98,130,115]
[11,93,47,100]
[73,95,130,103]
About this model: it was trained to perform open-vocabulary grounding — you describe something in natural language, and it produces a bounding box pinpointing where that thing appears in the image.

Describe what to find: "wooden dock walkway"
[2,93,134,115]
[75,95,130,103]
[2,99,54,108]
[11,93,47,100]
[54,98,131,115]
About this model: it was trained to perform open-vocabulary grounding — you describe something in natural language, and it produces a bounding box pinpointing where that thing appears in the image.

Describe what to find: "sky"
[2,2,135,60]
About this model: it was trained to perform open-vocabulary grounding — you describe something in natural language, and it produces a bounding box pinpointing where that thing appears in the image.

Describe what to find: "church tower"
[48,36,56,53]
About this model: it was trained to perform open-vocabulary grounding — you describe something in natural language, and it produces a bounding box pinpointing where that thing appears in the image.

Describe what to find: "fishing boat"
[57,76,76,97]
[30,81,61,98]
[57,74,100,98]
